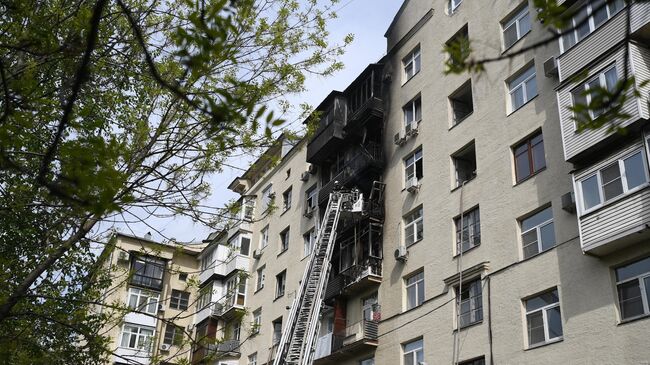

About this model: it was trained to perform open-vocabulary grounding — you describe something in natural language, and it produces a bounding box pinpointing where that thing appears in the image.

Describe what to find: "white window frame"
[362,292,378,321]
[279,227,290,252]
[200,248,213,271]
[456,278,483,328]
[169,289,190,311]
[303,229,316,258]
[508,64,537,113]
[502,5,531,49]
[404,148,423,185]
[405,271,425,310]
[520,206,555,259]
[120,323,155,350]
[282,187,292,211]
[404,207,424,247]
[403,97,422,129]
[525,289,562,347]
[305,185,318,211]
[449,0,463,13]
[248,353,258,365]
[560,0,625,53]
[577,149,649,215]
[256,266,265,291]
[615,257,650,321]
[197,282,212,309]
[242,196,255,221]
[252,309,262,334]
[276,271,286,298]
[261,184,273,210]
[571,64,618,124]
[260,225,269,249]
[455,207,481,254]
[127,287,159,315]
[402,46,421,83]
[402,338,424,364]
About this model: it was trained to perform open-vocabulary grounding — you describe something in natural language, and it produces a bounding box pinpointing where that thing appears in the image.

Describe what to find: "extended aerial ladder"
[272,187,364,365]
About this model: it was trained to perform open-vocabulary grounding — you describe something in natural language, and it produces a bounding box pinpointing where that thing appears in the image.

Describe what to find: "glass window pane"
[404,354,414,365]
[562,32,576,50]
[618,280,645,319]
[407,286,416,309]
[504,25,518,48]
[603,178,623,201]
[526,76,538,100]
[539,222,556,251]
[526,289,559,311]
[575,8,590,40]
[404,339,422,352]
[547,306,563,339]
[519,12,531,35]
[515,148,531,182]
[532,139,545,172]
[511,87,524,110]
[417,281,424,305]
[521,207,553,231]
[581,175,601,210]
[527,311,545,345]
[616,257,650,281]
[624,152,646,190]
[604,67,618,92]
[592,0,608,27]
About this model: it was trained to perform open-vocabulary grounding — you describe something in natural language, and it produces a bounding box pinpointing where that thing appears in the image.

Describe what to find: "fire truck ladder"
[273,189,362,365]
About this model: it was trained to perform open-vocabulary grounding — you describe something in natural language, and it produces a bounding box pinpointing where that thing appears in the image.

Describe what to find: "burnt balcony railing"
[325,257,382,300]
[318,144,383,205]
[341,257,382,284]
[345,97,383,132]
[307,120,346,163]
[332,319,379,353]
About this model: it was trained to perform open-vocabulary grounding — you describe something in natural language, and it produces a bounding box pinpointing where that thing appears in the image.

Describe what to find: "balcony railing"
[314,319,379,361]
[325,257,382,300]
[341,257,382,283]
[318,144,383,205]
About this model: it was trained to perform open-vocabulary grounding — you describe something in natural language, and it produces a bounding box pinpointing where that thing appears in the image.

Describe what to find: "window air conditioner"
[543,56,558,78]
[393,131,406,146]
[394,246,408,262]
[561,191,576,213]
[300,171,310,182]
[160,344,171,351]
[253,249,262,259]
[303,206,315,218]
[308,164,317,174]
[158,304,165,312]
[406,178,420,193]
[117,251,129,262]
[405,122,419,137]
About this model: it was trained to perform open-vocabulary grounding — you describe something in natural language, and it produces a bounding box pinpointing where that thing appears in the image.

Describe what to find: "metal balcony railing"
[331,319,379,352]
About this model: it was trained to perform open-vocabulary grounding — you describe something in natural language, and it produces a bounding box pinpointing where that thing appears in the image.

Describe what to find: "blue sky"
[111,1,404,243]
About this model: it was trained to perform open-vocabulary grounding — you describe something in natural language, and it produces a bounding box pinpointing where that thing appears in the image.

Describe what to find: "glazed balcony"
[199,253,249,285]
[343,63,384,133]
[192,340,240,364]
[306,94,348,164]
[318,144,384,205]
[313,319,379,363]
[325,257,382,300]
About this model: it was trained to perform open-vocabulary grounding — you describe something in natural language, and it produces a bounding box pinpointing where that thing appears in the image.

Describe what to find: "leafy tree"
[0,0,351,363]
[443,0,649,133]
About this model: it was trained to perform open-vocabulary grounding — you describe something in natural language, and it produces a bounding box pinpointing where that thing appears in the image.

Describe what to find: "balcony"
[558,1,650,82]
[318,144,384,205]
[192,340,240,364]
[313,319,379,363]
[556,42,650,163]
[199,254,250,284]
[211,294,245,320]
[306,94,347,164]
[325,257,382,300]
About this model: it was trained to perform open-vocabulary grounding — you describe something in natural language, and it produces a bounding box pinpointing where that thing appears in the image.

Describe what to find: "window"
[127,287,159,314]
[403,45,421,82]
[449,80,473,125]
[131,256,165,290]
[455,206,480,254]
[248,353,258,365]
[256,266,265,291]
[340,236,355,272]
[260,225,269,249]
[460,357,486,365]
[262,184,273,210]
[360,358,375,365]
[279,227,290,253]
[403,97,422,129]
[200,249,213,271]
[286,168,291,179]
[305,185,318,213]
[282,187,292,211]
[229,234,251,256]
[272,318,283,344]
[163,323,183,346]
[402,338,424,365]
[179,272,188,281]
[456,278,483,328]
[252,309,262,334]
[197,282,212,310]
[225,275,247,308]
[452,141,477,187]
[276,270,286,298]
[404,207,424,247]
[243,196,255,221]
[445,25,469,69]
[405,271,425,310]
[578,150,648,213]
[525,288,563,347]
[362,293,379,321]
[169,289,190,311]
[232,321,241,340]
[448,0,462,13]
[404,148,423,185]
[508,64,537,112]
[571,65,618,120]
[120,324,154,350]
[521,206,555,259]
[561,0,625,52]
[514,132,546,183]
[502,5,531,49]
[303,229,315,258]
[615,256,650,320]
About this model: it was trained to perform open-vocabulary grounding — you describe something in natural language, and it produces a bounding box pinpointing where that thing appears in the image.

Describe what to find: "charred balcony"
[306,93,347,164]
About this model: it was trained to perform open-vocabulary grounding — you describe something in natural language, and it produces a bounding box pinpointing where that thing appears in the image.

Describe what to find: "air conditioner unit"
[253,249,262,259]
[308,164,317,174]
[561,191,576,213]
[393,131,406,146]
[300,171,310,182]
[303,206,315,218]
[160,344,171,351]
[158,304,165,312]
[394,246,408,262]
[117,251,129,262]
[383,72,392,83]
[543,56,558,77]
[406,178,420,193]
[405,122,419,137]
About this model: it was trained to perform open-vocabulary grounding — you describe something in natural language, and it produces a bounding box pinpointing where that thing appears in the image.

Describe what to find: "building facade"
[102,1,650,364]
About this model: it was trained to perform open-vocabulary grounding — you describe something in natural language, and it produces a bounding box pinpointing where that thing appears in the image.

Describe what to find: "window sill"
[448,112,473,131]
[618,313,650,326]
[273,295,284,302]
[513,167,547,187]
[280,207,290,216]
[254,286,264,294]
[406,238,423,248]
[525,337,563,351]
[450,176,476,192]
[453,243,480,258]
[277,249,288,257]
[401,71,420,88]
[453,319,483,332]
[501,31,530,54]
[507,94,538,117]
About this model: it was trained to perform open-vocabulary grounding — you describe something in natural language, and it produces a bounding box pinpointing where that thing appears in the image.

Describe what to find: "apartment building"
[102,1,650,365]
[101,233,203,365]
